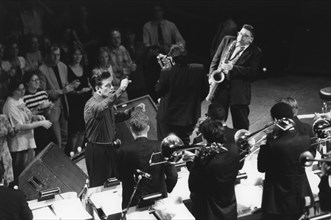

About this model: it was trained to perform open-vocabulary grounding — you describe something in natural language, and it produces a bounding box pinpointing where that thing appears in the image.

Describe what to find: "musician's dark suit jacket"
[188,142,240,220]
[0,186,33,220]
[116,137,178,209]
[209,35,262,106]
[257,130,313,216]
[155,63,209,127]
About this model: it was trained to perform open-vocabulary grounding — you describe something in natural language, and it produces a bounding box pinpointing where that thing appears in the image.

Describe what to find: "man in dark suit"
[116,110,178,209]
[209,24,262,130]
[188,119,240,220]
[155,44,209,144]
[0,160,33,220]
[257,103,313,220]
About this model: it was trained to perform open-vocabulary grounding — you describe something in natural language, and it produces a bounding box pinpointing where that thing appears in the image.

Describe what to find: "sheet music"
[89,188,122,216]
[32,207,60,220]
[51,198,92,220]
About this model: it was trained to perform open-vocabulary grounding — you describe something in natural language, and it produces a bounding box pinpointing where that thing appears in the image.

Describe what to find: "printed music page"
[51,198,92,220]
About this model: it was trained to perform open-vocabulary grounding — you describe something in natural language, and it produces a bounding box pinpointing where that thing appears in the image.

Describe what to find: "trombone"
[149,134,228,166]
[299,151,331,167]
[235,117,295,161]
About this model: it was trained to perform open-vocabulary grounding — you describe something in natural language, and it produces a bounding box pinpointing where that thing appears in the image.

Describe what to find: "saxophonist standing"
[208,24,262,130]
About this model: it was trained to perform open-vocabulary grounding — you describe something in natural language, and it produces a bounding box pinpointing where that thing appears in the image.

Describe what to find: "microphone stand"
[121,174,143,220]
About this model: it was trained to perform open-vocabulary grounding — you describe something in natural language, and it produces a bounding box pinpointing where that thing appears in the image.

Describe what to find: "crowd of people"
[0,1,330,220]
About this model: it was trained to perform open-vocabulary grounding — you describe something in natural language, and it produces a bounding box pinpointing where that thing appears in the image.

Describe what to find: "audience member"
[0,159,33,220]
[187,119,240,220]
[39,44,79,151]
[25,34,43,71]
[257,102,314,220]
[0,114,15,186]
[123,27,147,100]
[92,46,115,85]
[72,4,99,69]
[84,71,144,187]
[5,37,26,79]
[66,44,91,154]
[23,70,55,155]
[155,44,209,145]
[142,4,185,102]
[116,110,178,209]
[108,28,135,103]
[2,78,52,186]
[0,41,12,109]
[143,4,185,54]
[209,24,262,130]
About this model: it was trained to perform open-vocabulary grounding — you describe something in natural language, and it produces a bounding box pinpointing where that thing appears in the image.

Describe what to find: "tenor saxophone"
[206,41,236,102]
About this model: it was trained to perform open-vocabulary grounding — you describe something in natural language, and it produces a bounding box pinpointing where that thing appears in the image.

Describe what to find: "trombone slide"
[297,112,331,119]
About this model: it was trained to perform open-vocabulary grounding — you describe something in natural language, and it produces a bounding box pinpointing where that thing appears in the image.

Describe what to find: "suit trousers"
[85,142,118,187]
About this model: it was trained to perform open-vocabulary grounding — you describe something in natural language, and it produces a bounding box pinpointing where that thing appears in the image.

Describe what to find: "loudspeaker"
[19,142,88,200]
[115,95,158,144]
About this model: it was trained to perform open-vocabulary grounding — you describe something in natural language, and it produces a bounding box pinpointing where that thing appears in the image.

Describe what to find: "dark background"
[1,0,330,76]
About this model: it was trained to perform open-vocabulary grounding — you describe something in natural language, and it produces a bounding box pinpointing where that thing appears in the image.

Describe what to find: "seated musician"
[186,118,240,220]
[116,110,178,209]
[257,102,314,220]
[0,159,33,220]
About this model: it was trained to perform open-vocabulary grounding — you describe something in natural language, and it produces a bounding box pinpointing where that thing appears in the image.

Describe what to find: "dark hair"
[207,103,226,121]
[270,102,294,120]
[242,24,255,38]
[45,43,60,55]
[22,70,41,85]
[90,71,111,91]
[68,43,85,65]
[199,119,225,144]
[129,111,149,135]
[8,78,24,95]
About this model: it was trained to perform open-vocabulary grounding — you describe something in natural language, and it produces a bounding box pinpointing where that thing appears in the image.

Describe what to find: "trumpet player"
[155,44,209,145]
[258,102,314,220]
[208,24,262,130]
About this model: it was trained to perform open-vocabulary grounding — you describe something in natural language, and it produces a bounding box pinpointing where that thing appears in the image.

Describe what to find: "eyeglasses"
[237,32,252,38]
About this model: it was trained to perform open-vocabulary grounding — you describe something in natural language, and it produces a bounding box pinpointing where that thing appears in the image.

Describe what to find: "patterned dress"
[0,115,14,185]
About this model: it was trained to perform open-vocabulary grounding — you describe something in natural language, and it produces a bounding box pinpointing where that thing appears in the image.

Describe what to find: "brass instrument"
[206,41,236,102]
[297,112,331,120]
[299,151,331,167]
[205,69,225,101]
[149,133,228,166]
[157,53,175,69]
[312,118,331,139]
[234,117,296,161]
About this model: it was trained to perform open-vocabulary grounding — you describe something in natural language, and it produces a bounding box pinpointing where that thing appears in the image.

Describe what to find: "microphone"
[136,169,152,179]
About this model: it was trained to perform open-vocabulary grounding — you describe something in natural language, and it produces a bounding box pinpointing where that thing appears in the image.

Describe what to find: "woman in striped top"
[23,70,55,155]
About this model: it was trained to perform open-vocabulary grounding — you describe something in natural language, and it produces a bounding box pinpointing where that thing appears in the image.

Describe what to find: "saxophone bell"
[205,69,225,102]
[211,69,225,83]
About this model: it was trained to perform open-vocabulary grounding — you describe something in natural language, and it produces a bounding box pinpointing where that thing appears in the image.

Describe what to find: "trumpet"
[156,53,174,69]
[149,134,228,165]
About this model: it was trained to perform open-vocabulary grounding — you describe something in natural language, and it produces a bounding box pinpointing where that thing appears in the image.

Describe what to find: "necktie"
[229,46,245,61]
[52,66,69,119]
[157,23,164,46]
